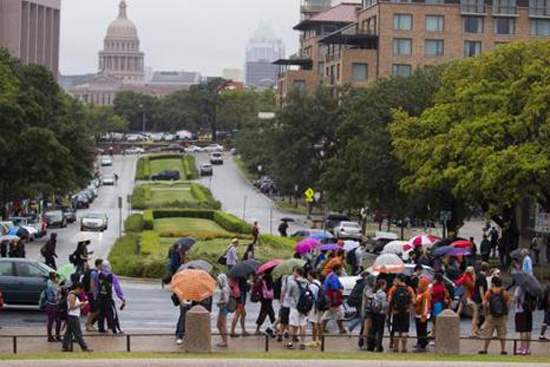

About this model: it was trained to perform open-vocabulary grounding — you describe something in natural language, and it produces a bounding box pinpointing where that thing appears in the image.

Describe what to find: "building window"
[337,64,341,80]
[392,64,412,76]
[318,61,325,76]
[362,0,378,8]
[425,39,444,56]
[493,17,516,34]
[352,63,368,81]
[393,38,412,56]
[294,80,306,92]
[493,0,517,14]
[530,19,550,35]
[464,41,482,57]
[530,0,550,16]
[426,15,445,32]
[463,16,484,33]
[461,0,485,13]
[394,14,413,30]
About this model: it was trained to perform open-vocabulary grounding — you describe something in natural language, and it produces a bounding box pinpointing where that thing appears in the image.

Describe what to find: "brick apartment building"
[276,0,550,100]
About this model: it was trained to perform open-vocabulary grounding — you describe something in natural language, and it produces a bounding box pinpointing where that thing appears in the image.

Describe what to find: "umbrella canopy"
[381,241,409,255]
[8,227,18,236]
[309,233,333,241]
[433,245,453,257]
[257,259,283,275]
[228,260,260,278]
[512,271,543,298]
[272,258,307,278]
[178,260,213,273]
[409,235,439,248]
[295,238,319,255]
[343,240,360,252]
[174,237,196,251]
[280,217,295,222]
[451,240,473,249]
[318,243,340,252]
[0,235,19,242]
[170,269,216,302]
[372,253,405,274]
[510,248,535,261]
[56,264,76,283]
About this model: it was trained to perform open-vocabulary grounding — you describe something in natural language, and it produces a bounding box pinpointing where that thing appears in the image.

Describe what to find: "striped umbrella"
[409,234,439,248]
[170,269,216,302]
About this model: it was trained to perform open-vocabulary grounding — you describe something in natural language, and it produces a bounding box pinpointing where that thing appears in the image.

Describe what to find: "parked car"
[58,207,77,223]
[210,152,223,165]
[24,214,47,237]
[334,221,363,240]
[325,213,351,234]
[0,259,53,305]
[7,217,39,240]
[101,156,113,166]
[290,229,335,240]
[102,174,115,186]
[124,147,145,155]
[203,144,223,152]
[163,144,183,153]
[81,212,108,232]
[368,231,400,253]
[44,210,67,228]
[151,170,180,181]
[200,163,213,176]
[73,194,90,209]
[184,145,203,153]
[164,133,176,142]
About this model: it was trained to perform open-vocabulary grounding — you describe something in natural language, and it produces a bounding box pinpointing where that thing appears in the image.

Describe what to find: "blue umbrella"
[8,227,18,236]
[433,245,453,257]
[309,233,333,241]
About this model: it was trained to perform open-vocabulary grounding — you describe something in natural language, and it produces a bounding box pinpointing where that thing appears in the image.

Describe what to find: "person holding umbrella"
[278,219,290,237]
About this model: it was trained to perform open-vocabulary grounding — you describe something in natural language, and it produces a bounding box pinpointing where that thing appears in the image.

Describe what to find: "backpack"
[364,293,383,314]
[250,280,263,303]
[57,290,71,321]
[489,290,507,317]
[313,283,330,312]
[348,279,366,308]
[68,251,78,265]
[296,281,315,315]
[392,286,412,313]
[523,291,538,312]
[346,248,357,269]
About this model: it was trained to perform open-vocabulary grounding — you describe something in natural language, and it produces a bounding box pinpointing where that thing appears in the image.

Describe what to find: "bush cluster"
[108,235,165,278]
[124,214,145,233]
[145,209,252,234]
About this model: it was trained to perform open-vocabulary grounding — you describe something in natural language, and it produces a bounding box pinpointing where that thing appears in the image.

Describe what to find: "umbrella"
[451,240,473,249]
[170,269,216,302]
[381,241,409,255]
[8,227,18,236]
[409,235,439,248]
[178,260,212,273]
[309,233,333,241]
[228,260,260,278]
[319,243,340,252]
[56,264,76,283]
[272,258,306,278]
[0,235,19,242]
[280,217,295,223]
[174,237,196,251]
[510,248,535,261]
[343,240,360,252]
[450,248,471,257]
[512,271,543,298]
[257,259,283,275]
[433,245,453,257]
[372,253,405,274]
[295,238,319,255]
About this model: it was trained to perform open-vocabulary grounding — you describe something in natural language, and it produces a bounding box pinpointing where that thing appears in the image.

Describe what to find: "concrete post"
[184,305,211,353]
[435,309,460,354]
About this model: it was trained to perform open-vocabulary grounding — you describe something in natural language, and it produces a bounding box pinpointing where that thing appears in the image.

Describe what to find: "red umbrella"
[451,240,473,249]
[257,259,283,275]
[409,235,439,247]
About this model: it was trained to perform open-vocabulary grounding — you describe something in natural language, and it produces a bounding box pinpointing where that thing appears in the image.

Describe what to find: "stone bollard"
[435,309,460,354]
[184,305,211,353]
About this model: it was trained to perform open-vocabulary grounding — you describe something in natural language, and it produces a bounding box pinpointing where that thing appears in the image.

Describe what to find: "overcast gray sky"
[59,0,302,76]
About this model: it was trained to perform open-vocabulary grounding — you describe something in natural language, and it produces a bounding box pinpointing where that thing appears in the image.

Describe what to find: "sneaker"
[500,351,508,355]
[540,336,549,341]
[284,342,294,350]
[478,350,488,355]
[215,342,228,348]
[176,339,183,345]
[47,337,56,343]
[55,336,62,342]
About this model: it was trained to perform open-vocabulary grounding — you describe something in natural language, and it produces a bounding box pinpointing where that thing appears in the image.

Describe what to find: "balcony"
[492,4,518,15]
[460,2,486,13]
[530,6,550,16]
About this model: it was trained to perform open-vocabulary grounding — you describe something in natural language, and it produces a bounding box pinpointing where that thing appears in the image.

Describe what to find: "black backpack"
[296,281,315,315]
[523,291,538,312]
[57,289,70,321]
[392,286,412,313]
[313,283,330,312]
[68,251,78,265]
[348,279,366,308]
[346,249,357,268]
[489,290,507,317]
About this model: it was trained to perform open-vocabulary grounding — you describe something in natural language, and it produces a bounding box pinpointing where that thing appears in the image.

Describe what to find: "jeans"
[46,303,61,338]
[62,316,88,351]
[415,318,428,350]
[367,314,386,351]
[256,299,275,327]
[176,304,191,339]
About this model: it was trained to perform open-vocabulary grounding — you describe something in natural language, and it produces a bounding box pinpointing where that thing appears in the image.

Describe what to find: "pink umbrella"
[295,238,319,255]
[451,240,473,249]
[409,234,439,248]
[257,259,283,275]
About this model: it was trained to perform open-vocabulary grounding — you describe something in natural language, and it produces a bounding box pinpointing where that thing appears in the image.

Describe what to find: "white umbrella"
[343,240,360,252]
[372,253,406,273]
[381,240,409,255]
[0,235,20,242]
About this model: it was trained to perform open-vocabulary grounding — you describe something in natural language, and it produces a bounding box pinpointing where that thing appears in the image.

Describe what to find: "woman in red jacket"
[456,266,479,337]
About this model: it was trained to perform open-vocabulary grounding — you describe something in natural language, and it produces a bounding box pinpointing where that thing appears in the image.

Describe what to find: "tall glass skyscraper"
[244,21,285,88]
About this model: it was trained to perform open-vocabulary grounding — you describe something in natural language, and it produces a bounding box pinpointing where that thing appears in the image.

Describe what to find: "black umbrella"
[281,217,295,223]
[228,260,260,278]
[512,271,543,298]
[174,237,196,251]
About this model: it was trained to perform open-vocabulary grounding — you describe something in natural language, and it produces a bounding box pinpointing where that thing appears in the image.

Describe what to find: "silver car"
[334,221,363,240]
[80,212,108,232]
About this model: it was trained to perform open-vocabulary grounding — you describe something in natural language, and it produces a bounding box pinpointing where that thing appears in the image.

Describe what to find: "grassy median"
[135,154,199,180]
[132,182,221,210]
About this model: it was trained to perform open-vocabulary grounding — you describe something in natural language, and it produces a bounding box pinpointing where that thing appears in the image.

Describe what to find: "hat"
[231,238,239,244]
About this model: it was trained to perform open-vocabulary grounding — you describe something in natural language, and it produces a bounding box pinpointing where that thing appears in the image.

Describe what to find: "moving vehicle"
[24,214,47,237]
[184,145,203,153]
[200,163,213,176]
[151,170,180,181]
[209,152,223,165]
[101,156,113,166]
[0,259,54,306]
[163,144,183,153]
[203,144,223,152]
[44,210,66,228]
[368,231,399,253]
[334,221,363,240]
[81,212,108,232]
[325,213,351,234]
[124,147,145,155]
[102,174,115,186]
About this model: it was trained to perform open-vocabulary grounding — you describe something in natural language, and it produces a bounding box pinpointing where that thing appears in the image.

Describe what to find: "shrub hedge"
[141,209,252,234]
[190,184,222,209]
[132,183,220,210]
[135,154,198,180]
[183,155,199,180]
[108,234,165,278]
[124,213,145,233]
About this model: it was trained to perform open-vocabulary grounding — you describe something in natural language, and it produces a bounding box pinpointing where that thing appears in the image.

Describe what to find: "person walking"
[73,241,92,274]
[45,272,61,342]
[456,266,479,337]
[388,274,415,353]
[41,233,58,270]
[255,273,276,336]
[252,221,260,245]
[0,240,7,258]
[8,239,24,258]
[276,275,291,342]
[226,239,239,271]
[307,271,323,347]
[539,283,550,341]
[96,262,126,334]
[175,299,192,345]
[478,276,510,355]
[480,235,491,263]
[348,272,371,335]
[366,279,388,352]
[490,227,499,258]
[242,243,255,262]
[414,277,431,353]
[521,248,533,276]
[322,264,346,334]
[284,267,309,350]
[61,283,92,352]
[515,284,534,355]
[230,276,250,337]
[84,259,103,332]
[278,221,289,237]
[216,274,230,348]
[168,243,182,278]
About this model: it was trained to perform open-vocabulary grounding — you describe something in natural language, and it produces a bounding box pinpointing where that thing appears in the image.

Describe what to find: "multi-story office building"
[276,0,550,100]
[245,21,286,88]
[0,0,61,79]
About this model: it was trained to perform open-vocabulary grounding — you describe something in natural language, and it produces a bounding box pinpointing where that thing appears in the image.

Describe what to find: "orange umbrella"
[170,269,216,302]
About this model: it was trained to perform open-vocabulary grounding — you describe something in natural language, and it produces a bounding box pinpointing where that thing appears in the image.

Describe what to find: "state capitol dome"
[106,0,138,39]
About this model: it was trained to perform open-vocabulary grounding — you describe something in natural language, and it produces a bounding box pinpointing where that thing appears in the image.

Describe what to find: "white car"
[101,156,113,166]
[152,133,164,142]
[184,145,203,153]
[203,144,223,152]
[124,147,145,155]
[102,174,115,186]
[210,152,223,165]
[81,212,108,232]
[126,134,143,142]
[334,221,363,240]
[164,133,176,142]
[200,163,213,176]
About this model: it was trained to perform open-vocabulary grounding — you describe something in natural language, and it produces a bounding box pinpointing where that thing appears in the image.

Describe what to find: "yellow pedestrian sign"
[304,188,315,203]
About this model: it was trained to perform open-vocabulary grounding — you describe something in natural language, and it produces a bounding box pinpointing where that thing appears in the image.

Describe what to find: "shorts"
[515,311,533,333]
[218,305,228,317]
[308,308,323,324]
[87,293,97,313]
[279,307,290,326]
[392,312,410,333]
[483,315,507,339]
[322,306,343,322]
[289,308,307,327]
[432,302,443,318]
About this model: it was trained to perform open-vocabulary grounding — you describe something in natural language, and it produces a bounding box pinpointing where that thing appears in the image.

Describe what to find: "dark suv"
[151,170,180,181]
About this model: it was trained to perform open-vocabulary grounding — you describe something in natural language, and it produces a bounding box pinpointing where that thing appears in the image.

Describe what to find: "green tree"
[113,91,156,131]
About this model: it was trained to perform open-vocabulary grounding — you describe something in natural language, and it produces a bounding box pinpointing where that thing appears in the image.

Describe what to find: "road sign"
[304,188,315,203]
[536,212,550,233]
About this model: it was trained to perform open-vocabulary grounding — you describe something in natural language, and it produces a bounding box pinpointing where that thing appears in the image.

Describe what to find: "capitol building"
[68,0,200,106]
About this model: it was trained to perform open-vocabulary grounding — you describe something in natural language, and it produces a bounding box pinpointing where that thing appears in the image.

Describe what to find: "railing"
[530,6,550,15]
[492,5,518,14]
[460,3,486,13]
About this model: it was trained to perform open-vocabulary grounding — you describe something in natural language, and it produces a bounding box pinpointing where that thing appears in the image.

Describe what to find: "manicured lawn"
[149,158,185,177]
[150,186,194,204]
[154,217,234,238]
[131,182,220,210]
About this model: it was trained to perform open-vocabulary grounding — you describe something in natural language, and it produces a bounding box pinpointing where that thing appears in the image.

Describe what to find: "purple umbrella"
[450,248,471,257]
[318,243,340,252]
[295,238,319,255]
